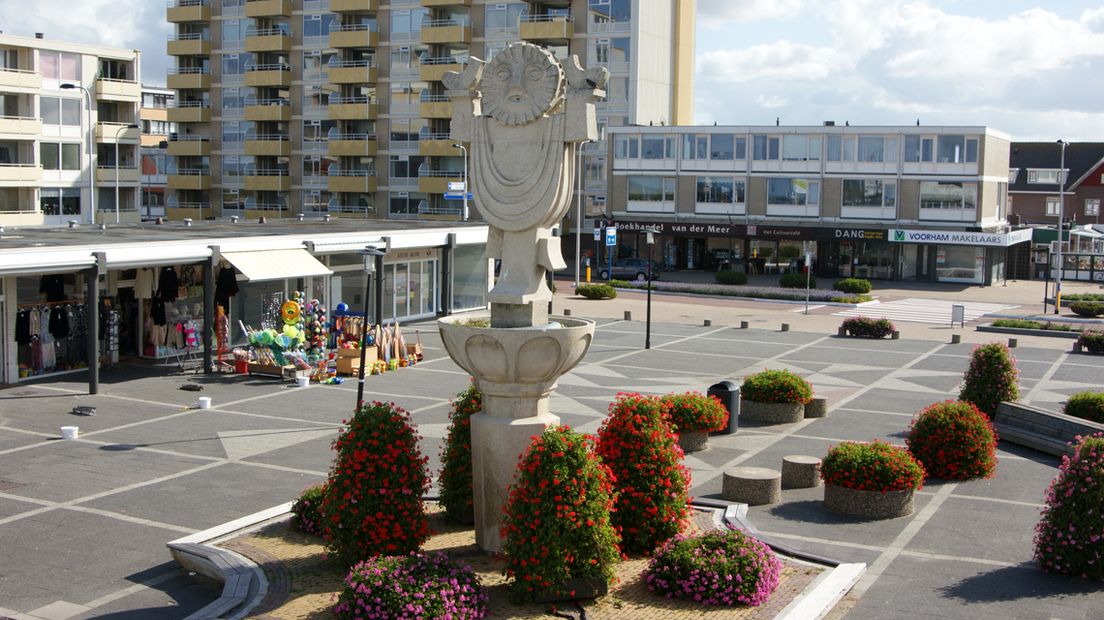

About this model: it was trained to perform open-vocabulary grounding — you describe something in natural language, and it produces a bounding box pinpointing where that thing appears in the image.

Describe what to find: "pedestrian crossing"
[833,298,1016,325]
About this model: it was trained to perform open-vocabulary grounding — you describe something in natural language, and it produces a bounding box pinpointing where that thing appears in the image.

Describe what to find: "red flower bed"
[596,393,691,554]
[906,400,998,480]
[662,392,729,433]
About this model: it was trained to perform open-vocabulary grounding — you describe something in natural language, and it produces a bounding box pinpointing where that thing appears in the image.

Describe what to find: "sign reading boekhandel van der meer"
[889,228,1032,247]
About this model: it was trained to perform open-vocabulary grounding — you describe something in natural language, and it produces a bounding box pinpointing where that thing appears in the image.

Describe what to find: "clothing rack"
[17,298,84,308]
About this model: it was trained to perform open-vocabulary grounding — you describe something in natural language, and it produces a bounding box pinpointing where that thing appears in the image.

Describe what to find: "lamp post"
[452,143,468,221]
[574,140,591,290]
[114,123,139,223]
[60,83,94,224]
[645,228,655,349]
[1055,139,1067,314]
[356,246,386,409]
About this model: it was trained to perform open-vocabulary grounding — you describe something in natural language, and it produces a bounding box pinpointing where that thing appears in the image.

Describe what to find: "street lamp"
[645,228,656,350]
[452,143,468,221]
[1055,139,1067,315]
[356,246,387,409]
[114,123,139,223]
[60,83,94,224]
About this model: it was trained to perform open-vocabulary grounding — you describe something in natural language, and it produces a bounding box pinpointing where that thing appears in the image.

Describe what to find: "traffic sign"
[447,181,466,192]
[605,226,617,247]
[443,192,473,201]
[593,227,601,241]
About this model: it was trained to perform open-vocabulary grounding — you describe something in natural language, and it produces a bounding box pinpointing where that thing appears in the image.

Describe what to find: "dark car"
[599,258,661,281]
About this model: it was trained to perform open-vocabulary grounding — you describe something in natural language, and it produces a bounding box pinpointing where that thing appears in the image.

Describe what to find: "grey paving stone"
[907,494,1040,565]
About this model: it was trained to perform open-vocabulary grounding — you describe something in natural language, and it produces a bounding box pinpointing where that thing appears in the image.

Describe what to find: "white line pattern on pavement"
[834,298,1015,325]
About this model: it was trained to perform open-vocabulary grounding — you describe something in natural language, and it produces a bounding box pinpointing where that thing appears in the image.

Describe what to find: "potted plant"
[839,316,895,339]
[959,342,1020,416]
[438,383,482,523]
[906,401,998,480]
[1034,433,1104,579]
[644,529,782,607]
[820,440,925,519]
[740,370,813,424]
[662,392,729,453]
[1076,329,1104,354]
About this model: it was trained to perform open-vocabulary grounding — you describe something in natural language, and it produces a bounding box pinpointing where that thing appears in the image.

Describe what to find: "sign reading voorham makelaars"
[889,228,1033,247]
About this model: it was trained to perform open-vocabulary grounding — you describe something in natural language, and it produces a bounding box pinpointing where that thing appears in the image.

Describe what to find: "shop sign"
[830,228,886,241]
[615,220,742,237]
[889,229,1019,246]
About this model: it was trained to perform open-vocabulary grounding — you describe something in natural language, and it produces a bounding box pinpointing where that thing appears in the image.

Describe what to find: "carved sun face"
[480,44,564,126]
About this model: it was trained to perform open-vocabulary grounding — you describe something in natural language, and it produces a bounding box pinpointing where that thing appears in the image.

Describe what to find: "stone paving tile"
[802,410,917,444]
[782,347,924,368]
[907,494,1040,565]
[839,388,952,415]
[0,494,42,519]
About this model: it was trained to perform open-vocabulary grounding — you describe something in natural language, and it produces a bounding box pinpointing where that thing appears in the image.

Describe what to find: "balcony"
[167,34,211,56]
[167,0,210,23]
[244,135,291,157]
[328,133,377,156]
[245,170,291,192]
[96,122,141,143]
[167,103,211,124]
[331,0,377,11]
[0,67,41,92]
[96,78,141,103]
[519,15,573,43]
[419,57,463,82]
[0,116,42,136]
[329,169,377,193]
[166,203,212,221]
[328,96,377,120]
[329,24,378,49]
[168,170,211,190]
[244,64,291,87]
[167,68,211,90]
[244,0,291,18]
[421,0,471,6]
[167,137,211,156]
[418,168,463,194]
[96,166,141,184]
[0,164,41,184]
[244,99,290,122]
[419,95,452,119]
[420,19,471,45]
[418,133,460,157]
[244,28,292,53]
[328,59,378,84]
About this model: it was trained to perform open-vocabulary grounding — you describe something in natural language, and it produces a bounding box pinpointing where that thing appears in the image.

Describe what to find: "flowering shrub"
[833,278,873,294]
[644,529,782,607]
[596,393,691,554]
[959,342,1020,417]
[740,370,813,405]
[289,483,327,537]
[438,383,481,522]
[906,401,998,480]
[1064,392,1104,424]
[663,392,729,433]
[1077,329,1104,354]
[821,441,925,493]
[502,426,621,601]
[332,551,488,619]
[841,316,895,339]
[1033,434,1104,580]
[320,401,431,567]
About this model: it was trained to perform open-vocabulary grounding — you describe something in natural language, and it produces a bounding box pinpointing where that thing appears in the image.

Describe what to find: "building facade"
[0,33,142,227]
[605,124,1020,285]
[165,0,694,221]
[140,86,176,220]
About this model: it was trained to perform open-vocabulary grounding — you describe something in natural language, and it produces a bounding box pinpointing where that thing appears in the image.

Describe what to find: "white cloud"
[698,41,853,82]
[756,94,788,108]
[698,0,807,25]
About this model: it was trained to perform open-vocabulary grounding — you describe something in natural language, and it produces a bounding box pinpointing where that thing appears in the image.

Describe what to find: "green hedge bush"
[779,273,815,288]
[438,383,481,522]
[714,270,748,285]
[990,319,1074,331]
[1069,301,1104,317]
[959,342,1020,417]
[741,369,813,404]
[577,283,617,299]
[1062,293,1104,302]
[1064,391,1104,423]
[1078,329,1104,354]
[841,316,895,338]
[833,278,872,294]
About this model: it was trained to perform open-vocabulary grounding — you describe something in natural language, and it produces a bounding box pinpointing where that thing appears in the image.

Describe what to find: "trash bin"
[708,380,740,435]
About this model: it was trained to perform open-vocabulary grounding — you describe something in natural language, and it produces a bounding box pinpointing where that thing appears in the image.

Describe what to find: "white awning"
[222,248,332,282]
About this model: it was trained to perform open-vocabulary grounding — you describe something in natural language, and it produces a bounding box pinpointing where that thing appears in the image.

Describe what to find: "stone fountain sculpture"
[438,43,609,552]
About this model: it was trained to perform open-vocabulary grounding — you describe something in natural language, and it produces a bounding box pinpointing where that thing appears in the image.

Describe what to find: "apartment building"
[165,0,694,222]
[605,124,1022,285]
[0,33,141,227]
[140,86,176,220]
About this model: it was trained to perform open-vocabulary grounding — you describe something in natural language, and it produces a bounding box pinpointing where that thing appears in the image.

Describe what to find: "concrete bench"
[722,467,782,506]
[994,401,1104,457]
[782,455,822,489]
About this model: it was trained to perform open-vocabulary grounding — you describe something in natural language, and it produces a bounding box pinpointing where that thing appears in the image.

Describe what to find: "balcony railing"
[246,63,291,72]
[245,168,290,176]
[329,23,376,33]
[330,168,376,177]
[419,168,463,177]
[329,132,376,141]
[329,95,377,105]
[247,133,289,141]
[422,18,467,28]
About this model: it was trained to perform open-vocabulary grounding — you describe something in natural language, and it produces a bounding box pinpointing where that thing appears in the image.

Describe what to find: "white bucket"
[197,396,212,409]
[296,376,309,388]
[60,426,79,440]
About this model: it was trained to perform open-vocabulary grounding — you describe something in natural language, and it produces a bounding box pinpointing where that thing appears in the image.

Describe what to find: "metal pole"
[804,242,811,315]
[460,144,468,221]
[1055,139,1066,314]
[646,239,653,349]
[356,268,371,410]
[574,141,588,290]
[114,139,121,223]
[66,86,96,224]
[1043,247,1051,314]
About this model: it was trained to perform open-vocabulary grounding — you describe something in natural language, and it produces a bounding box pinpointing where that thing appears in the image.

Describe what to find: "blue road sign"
[443,192,473,200]
[605,226,617,247]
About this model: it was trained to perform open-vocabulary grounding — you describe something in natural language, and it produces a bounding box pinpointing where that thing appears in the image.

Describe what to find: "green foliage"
[438,383,481,522]
[502,426,621,601]
[290,483,327,537]
[662,392,729,432]
[833,278,873,294]
[990,319,1073,331]
[906,400,998,480]
[820,440,926,493]
[779,273,815,288]
[1062,293,1104,302]
[320,401,430,567]
[841,316,895,338]
[778,245,802,259]
[959,342,1020,416]
[577,283,617,300]
[1078,329,1104,354]
[1034,434,1104,579]
[1069,301,1104,317]
[1064,391,1104,423]
[714,270,748,285]
[740,369,813,404]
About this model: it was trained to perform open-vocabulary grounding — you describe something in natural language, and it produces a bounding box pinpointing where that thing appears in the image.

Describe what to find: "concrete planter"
[804,397,828,418]
[823,484,914,519]
[741,399,805,424]
[677,429,709,453]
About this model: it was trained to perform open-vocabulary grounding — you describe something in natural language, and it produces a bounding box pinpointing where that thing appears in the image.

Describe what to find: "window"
[641,135,672,159]
[303,13,336,38]
[589,0,631,24]
[1028,169,1063,184]
[842,179,896,208]
[1087,199,1100,217]
[485,3,527,35]
[710,134,734,160]
[752,135,779,160]
[39,97,80,126]
[610,38,630,63]
[1046,197,1060,216]
[904,135,933,162]
[682,134,707,160]
[614,135,637,159]
[919,181,977,210]
[935,135,977,163]
[627,176,674,202]
[782,135,820,161]
[767,178,819,205]
[696,177,745,204]
[40,143,58,170]
[827,135,857,162]
[40,188,81,215]
[857,137,886,162]
[1008,168,1019,183]
[39,51,80,81]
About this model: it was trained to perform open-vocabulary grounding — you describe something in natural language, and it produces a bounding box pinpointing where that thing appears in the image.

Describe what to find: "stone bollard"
[782,455,822,489]
[838,326,848,337]
[563,308,571,316]
[624,310,632,321]
[804,397,828,418]
[1073,342,1083,354]
[704,319,712,327]
[1008,338,1017,348]
[951,334,962,344]
[891,331,900,340]
[781,323,790,332]
[740,320,749,329]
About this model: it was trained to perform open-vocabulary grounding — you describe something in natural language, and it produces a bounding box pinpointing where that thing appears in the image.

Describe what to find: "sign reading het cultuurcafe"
[889,228,1033,247]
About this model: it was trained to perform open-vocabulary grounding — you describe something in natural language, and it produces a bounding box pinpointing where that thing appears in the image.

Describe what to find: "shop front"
[887,228,1032,285]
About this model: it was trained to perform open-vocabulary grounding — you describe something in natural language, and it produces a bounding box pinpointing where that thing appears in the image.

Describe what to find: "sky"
[1,0,1102,140]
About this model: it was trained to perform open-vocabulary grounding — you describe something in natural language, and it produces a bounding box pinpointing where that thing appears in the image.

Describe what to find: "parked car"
[599,258,661,281]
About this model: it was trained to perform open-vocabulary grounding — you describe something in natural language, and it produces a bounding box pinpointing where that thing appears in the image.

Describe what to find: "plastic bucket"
[296,376,309,388]
[60,426,79,440]
[197,396,212,409]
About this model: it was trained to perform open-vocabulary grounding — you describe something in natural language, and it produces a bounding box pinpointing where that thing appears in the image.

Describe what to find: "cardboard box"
[335,346,377,375]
